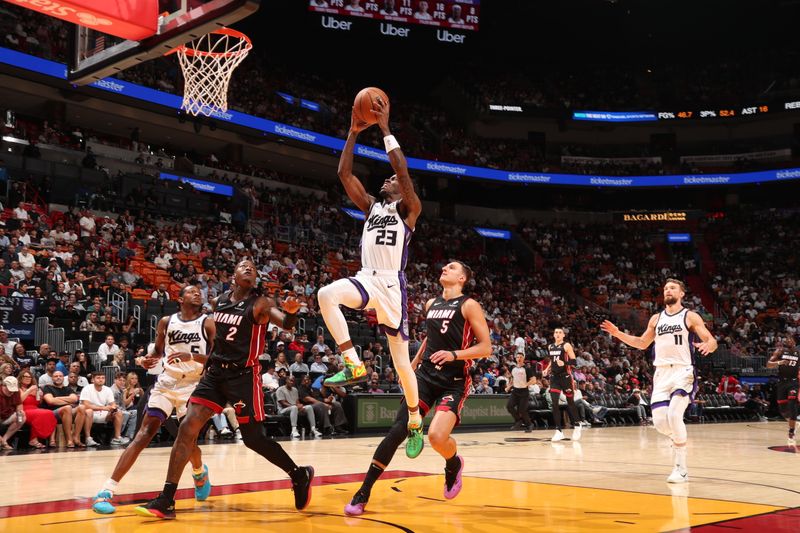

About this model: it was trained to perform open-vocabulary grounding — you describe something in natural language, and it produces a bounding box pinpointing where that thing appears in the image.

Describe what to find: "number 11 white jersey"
[653,307,694,366]
[361,200,413,272]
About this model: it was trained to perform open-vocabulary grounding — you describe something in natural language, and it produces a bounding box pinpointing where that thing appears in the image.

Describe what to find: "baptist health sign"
[355,394,513,429]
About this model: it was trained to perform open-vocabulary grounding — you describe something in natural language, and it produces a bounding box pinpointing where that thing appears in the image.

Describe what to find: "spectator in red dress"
[17,369,57,448]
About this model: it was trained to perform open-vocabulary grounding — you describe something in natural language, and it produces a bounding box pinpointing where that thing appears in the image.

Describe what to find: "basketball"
[353,87,390,125]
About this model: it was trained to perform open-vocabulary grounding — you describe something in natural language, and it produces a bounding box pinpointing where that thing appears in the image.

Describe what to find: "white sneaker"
[666,469,689,484]
[110,437,128,445]
[86,437,99,447]
[235,429,242,441]
[291,429,300,439]
[312,429,323,439]
[788,435,796,446]
[220,427,233,437]
[572,425,582,441]
[551,430,565,442]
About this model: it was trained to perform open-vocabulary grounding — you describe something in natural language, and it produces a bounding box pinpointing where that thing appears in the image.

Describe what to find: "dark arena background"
[0,0,797,531]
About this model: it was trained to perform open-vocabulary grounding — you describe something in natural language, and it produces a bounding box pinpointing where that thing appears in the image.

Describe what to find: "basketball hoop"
[171,28,252,117]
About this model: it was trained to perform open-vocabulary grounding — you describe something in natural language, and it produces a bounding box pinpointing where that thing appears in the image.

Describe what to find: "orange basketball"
[353,87,389,125]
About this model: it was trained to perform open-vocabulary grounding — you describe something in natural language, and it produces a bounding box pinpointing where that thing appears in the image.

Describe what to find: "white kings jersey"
[653,307,694,366]
[361,200,412,272]
[158,313,208,379]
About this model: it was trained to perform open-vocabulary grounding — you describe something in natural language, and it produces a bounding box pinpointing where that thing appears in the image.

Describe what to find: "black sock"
[162,481,178,501]
[790,428,795,437]
[360,463,384,494]
[445,453,461,472]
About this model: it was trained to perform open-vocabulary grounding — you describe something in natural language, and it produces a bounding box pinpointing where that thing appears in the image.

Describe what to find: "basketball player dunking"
[136,260,313,519]
[766,336,799,445]
[318,98,424,457]
[92,285,214,514]
[344,261,490,515]
[601,278,717,483]
[544,327,581,442]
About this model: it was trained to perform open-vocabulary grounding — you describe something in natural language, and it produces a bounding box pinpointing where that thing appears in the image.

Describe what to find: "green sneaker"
[324,361,367,387]
[405,419,424,459]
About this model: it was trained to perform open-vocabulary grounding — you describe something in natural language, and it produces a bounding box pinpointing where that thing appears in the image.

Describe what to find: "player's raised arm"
[338,107,375,214]
[373,98,422,229]
[600,314,657,350]
[686,311,718,356]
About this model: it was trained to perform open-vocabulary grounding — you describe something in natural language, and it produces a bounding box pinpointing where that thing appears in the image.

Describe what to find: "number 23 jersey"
[361,200,413,272]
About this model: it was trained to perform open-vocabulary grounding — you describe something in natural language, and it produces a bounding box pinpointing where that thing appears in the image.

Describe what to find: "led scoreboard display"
[310,0,480,31]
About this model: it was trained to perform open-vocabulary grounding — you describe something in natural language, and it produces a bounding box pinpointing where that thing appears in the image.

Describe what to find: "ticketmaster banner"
[3,47,800,188]
[353,394,513,430]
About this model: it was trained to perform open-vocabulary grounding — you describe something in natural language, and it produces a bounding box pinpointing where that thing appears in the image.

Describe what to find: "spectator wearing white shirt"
[79,372,128,446]
[261,366,280,391]
[17,248,35,269]
[309,354,328,373]
[154,251,171,270]
[97,335,119,366]
[78,210,96,241]
[312,334,328,353]
[13,205,28,221]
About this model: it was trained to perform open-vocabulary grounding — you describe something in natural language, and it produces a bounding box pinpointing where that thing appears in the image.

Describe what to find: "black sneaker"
[510,422,523,430]
[523,425,533,433]
[134,494,176,520]
[290,466,314,511]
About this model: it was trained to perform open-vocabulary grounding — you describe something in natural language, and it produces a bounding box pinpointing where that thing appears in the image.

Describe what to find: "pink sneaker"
[443,455,465,500]
[344,491,369,516]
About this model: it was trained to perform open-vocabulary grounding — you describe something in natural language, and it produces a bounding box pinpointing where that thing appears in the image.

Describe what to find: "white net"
[174,28,252,117]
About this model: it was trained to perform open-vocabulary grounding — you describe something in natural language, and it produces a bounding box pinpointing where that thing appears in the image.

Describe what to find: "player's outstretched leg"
[135,404,213,519]
[319,279,369,386]
[92,412,163,514]
[386,335,423,458]
[345,408,409,516]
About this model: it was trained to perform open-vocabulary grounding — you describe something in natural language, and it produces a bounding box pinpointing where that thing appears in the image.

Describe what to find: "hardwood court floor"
[0,422,797,532]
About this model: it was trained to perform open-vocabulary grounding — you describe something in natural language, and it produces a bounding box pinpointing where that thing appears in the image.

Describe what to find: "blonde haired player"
[601,278,717,483]
[92,285,214,513]
[318,96,424,458]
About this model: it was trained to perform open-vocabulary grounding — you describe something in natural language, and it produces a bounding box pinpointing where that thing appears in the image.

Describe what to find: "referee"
[506,353,536,432]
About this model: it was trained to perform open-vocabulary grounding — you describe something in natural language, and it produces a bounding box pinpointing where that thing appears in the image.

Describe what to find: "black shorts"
[776,380,798,405]
[189,363,264,424]
[550,374,575,396]
[403,365,470,425]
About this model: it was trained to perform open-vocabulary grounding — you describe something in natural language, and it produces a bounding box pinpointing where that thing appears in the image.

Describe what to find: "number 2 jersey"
[361,200,413,272]
[211,291,266,366]
[421,295,475,380]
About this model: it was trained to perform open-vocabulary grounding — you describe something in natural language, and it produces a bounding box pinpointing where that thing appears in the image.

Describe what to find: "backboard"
[64,0,260,85]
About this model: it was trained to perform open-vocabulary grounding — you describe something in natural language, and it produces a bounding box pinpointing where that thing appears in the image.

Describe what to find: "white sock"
[102,478,119,495]
[408,408,422,427]
[342,348,361,367]
[192,466,205,476]
[673,444,687,472]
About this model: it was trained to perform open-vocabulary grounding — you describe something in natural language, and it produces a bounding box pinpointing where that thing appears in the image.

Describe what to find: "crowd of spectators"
[3,3,800,178]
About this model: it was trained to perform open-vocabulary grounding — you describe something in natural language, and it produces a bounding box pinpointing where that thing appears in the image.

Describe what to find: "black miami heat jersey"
[547,343,570,377]
[212,291,265,366]
[778,349,799,381]
[422,295,474,379]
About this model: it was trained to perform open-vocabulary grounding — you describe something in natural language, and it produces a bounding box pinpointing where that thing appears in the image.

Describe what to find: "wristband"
[384,135,400,153]
[451,351,458,361]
